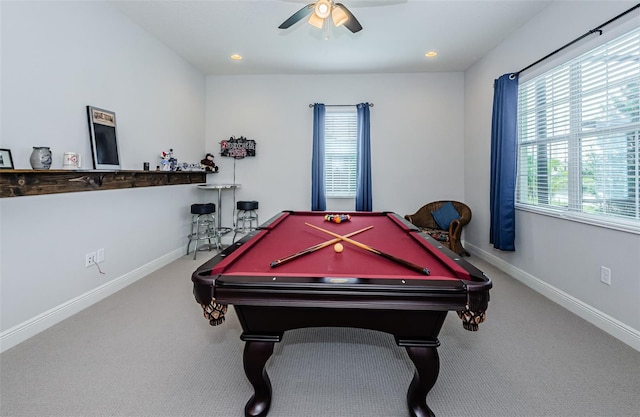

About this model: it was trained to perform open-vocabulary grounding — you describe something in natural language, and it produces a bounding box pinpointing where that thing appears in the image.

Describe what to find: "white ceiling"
[111,0,552,75]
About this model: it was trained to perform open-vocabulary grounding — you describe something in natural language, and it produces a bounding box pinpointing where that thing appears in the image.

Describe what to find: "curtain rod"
[515,3,640,76]
[308,103,374,108]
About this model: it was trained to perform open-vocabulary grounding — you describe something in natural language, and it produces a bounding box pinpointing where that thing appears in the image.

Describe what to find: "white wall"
[0,1,206,348]
[4,0,638,352]
[464,1,640,348]
[206,73,465,228]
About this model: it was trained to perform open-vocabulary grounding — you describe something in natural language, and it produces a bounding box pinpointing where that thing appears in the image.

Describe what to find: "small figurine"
[160,150,172,171]
[201,153,219,172]
[160,149,178,171]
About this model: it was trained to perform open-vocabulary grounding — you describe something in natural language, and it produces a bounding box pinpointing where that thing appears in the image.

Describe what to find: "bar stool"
[187,203,216,260]
[233,201,259,243]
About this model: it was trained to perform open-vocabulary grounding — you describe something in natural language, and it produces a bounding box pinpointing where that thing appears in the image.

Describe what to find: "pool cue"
[304,222,431,275]
[270,225,374,268]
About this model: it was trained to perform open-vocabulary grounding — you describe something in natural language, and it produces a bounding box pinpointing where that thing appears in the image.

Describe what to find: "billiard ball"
[334,243,344,253]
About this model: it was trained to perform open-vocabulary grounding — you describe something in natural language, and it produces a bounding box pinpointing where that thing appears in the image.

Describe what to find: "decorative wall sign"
[220,136,256,159]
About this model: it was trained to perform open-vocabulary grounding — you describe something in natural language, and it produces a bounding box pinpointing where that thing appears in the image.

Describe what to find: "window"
[516,26,640,231]
[324,106,357,198]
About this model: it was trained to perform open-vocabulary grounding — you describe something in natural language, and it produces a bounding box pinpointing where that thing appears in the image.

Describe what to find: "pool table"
[192,211,491,417]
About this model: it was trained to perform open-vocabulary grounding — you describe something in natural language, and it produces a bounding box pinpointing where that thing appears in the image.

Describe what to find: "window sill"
[515,204,640,235]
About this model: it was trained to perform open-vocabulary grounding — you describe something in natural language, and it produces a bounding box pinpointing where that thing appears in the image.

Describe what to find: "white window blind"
[325,107,357,198]
[517,26,640,230]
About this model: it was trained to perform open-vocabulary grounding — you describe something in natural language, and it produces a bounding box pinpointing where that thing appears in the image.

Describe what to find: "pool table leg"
[405,344,440,417]
[242,340,275,417]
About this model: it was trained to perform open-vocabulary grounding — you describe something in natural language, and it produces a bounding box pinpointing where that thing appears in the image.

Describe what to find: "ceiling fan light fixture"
[280,0,361,34]
[308,12,324,29]
[314,0,332,19]
[331,5,349,27]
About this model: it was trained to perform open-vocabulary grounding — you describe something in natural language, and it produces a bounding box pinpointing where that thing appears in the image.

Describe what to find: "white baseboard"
[464,241,640,352]
[0,248,185,353]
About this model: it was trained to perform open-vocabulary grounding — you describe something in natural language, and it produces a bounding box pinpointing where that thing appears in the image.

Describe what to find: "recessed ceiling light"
[425,51,438,58]
[230,54,243,60]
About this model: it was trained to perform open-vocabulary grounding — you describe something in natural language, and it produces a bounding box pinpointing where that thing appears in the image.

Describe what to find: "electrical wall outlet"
[600,266,611,285]
[85,251,97,268]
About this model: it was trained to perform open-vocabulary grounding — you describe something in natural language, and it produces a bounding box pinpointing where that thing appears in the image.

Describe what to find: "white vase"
[30,147,52,170]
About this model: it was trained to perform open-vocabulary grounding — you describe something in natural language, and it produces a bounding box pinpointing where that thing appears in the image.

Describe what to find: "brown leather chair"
[404,201,472,256]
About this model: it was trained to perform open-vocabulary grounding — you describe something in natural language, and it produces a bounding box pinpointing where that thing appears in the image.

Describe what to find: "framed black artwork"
[87,106,121,170]
[0,148,14,169]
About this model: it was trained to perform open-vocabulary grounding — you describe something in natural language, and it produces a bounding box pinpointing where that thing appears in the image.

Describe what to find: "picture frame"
[0,148,14,169]
[87,106,121,170]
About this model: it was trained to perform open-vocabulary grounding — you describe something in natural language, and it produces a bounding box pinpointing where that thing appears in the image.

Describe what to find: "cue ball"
[334,243,344,253]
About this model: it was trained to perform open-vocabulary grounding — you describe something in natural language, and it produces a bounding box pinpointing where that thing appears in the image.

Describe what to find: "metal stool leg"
[194,214,203,260]
[232,210,245,243]
[187,212,216,260]
[233,201,259,244]
[233,208,259,243]
[187,213,198,256]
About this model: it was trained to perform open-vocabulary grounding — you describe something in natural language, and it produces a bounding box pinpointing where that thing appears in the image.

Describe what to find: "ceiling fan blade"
[278,3,315,29]
[336,3,362,33]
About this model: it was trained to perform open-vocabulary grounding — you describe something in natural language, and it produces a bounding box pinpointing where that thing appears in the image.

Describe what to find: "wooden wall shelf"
[0,169,208,198]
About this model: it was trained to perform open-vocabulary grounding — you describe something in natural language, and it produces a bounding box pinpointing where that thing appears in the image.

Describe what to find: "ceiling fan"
[278,0,363,33]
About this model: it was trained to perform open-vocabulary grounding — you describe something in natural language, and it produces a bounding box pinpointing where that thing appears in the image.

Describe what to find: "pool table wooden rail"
[193,271,487,312]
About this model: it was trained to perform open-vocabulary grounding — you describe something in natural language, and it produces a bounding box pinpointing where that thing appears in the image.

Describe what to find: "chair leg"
[450,239,470,257]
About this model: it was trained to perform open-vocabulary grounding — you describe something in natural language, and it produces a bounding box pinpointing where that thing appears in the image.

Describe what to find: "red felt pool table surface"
[212,211,469,281]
